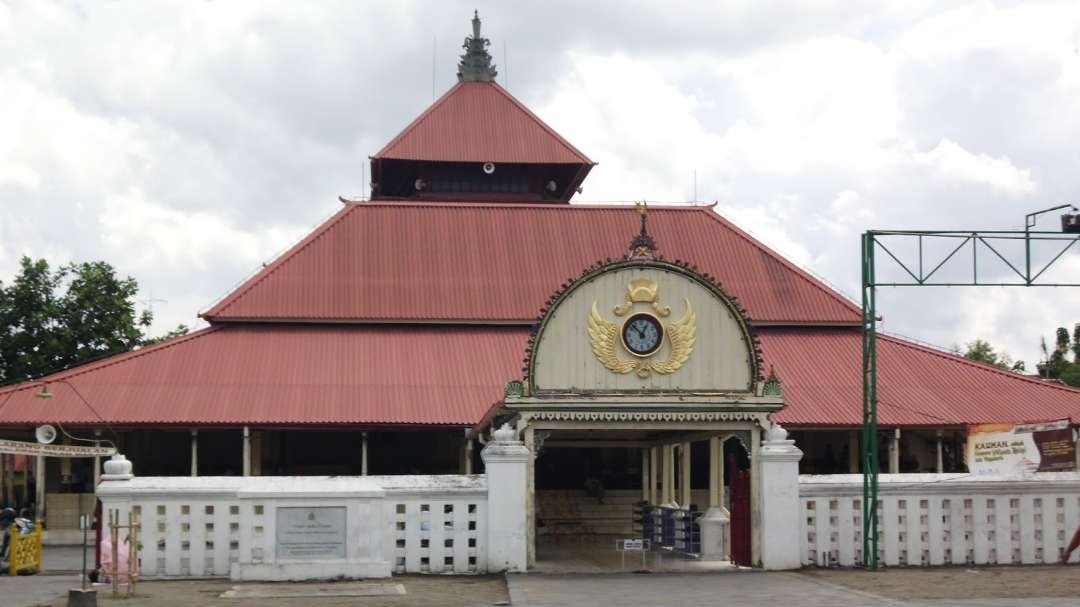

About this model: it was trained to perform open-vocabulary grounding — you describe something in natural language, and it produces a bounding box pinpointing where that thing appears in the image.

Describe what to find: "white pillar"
[648,446,658,504]
[523,425,536,568]
[640,448,649,502]
[242,426,251,477]
[759,423,804,570]
[190,429,199,477]
[935,430,944,474]
[481,423,530,572]
[661,444,674,506]
[680,442,691,509]
[361,432,369,476]
[849,430,860,473]
[1075,429,1080,471]
[464,438,473,475]
[95,454,135,563]
[93,429,102,487]
[888,428,900,474]
[35,455,45,521]
[701,436,731,561]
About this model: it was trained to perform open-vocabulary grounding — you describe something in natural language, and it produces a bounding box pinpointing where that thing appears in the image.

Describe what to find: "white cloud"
[99,189,302,273]
[1,0,1078,365]
[916,139,1036,196]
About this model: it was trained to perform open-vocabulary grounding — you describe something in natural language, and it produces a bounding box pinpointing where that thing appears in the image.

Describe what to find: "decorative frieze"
[525,410,768,423]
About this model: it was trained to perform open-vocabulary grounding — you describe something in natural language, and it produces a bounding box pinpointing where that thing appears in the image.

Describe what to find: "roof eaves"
[880,333,1080,397]
[202,205,358,320]
[0,325,224,397]
[372,82,464,159]
[488,82,594,165]
[694,207,862,320]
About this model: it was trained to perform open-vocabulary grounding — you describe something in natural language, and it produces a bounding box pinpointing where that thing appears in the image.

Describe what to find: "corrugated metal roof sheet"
[203,202,862,324]
[373,81,593,164]
[3,326,1075,428]
[764,329,1080,427]
[0,325,525,426]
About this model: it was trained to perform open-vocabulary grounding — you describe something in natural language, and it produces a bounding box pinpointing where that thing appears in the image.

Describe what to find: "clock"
[621,313,663,357]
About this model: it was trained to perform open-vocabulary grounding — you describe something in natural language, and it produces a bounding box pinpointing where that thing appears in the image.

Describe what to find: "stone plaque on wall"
[275,506,346,559]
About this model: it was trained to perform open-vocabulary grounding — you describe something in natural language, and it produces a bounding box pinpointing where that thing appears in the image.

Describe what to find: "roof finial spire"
[628,202,658,259]
[458,10,498,82]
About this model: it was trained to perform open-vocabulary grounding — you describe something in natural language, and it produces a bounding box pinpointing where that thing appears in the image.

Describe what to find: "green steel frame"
[860,204,1079,569]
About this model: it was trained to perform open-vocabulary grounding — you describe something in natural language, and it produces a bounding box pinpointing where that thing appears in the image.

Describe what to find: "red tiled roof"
[0,325,523,427]
[373,81,593,165]
[203,202,862,325]
[764,328,1080,427]
[3,325,1075,428]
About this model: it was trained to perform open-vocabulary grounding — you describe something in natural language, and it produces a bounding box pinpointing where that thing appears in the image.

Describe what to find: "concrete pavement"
[506,571,1080,607]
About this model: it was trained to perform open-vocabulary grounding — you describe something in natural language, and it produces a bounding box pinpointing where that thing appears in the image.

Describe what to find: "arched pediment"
[521,257,763,396]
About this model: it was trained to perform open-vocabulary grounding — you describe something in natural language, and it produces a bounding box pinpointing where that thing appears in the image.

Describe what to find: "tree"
[1037,325,1080,387]
[0,256,185,385]
[1061,365,1080,388]
[141,324,191,346]
[961,339,1023,371]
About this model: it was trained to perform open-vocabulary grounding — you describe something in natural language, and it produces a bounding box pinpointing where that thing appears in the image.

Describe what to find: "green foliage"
[961,339,1020,371]
[0,256,184,385]
[1037,325,1080,387]
[141,324,190,346]
[1061,364,1080,388]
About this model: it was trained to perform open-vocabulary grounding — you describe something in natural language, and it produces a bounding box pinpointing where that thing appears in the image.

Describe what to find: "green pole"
[861,232,879,569]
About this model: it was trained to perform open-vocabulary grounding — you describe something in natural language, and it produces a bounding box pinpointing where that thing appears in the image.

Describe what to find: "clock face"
[621,313,663,357]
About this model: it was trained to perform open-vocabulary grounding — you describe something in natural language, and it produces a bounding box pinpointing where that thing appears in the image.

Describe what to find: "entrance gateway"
[496,205,799,568]
[94,207,806,578]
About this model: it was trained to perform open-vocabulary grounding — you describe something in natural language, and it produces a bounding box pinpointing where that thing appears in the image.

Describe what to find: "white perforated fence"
[800,473,1080,567]
[377,476,487,574]
[98,475,488,578]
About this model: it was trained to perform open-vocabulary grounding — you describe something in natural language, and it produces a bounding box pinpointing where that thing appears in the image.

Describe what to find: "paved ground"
[2,573,85,607]
[36,576,509,607]
[5,562,1080,606]
[534,544,738,574]
[508,567,1080,607]
[41,544,93,574]
[804,566,1080,603]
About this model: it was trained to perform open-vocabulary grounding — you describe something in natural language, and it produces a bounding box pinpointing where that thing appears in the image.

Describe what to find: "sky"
[1,0,1078,369]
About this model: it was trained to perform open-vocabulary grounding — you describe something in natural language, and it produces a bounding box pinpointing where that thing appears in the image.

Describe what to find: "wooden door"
[728,455,752,566]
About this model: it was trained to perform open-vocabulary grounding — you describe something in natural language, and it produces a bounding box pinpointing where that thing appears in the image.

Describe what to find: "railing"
[7,522,42,575]
[375,476,487,575]
[99,475,488,578]
[800,473,1080,567]
[640,504,702,556]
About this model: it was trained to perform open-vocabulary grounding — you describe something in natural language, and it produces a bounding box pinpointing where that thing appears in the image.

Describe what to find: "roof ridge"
[0,326,223,396]
[694,208,862,319]
[340,200,713,211]
[373,81,592,164]
[373,82,464,159]
[880,332,1080,396]
[203,205,357,319]
[487,82,593,164]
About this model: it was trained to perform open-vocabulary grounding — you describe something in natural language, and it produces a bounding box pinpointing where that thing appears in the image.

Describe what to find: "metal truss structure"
[861,204,1080,569]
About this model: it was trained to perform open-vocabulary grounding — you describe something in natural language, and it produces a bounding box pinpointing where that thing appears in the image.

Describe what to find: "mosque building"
[2,13,1078,549]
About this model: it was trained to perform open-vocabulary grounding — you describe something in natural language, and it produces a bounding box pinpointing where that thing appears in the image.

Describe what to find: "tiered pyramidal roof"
[1,12,1077,430]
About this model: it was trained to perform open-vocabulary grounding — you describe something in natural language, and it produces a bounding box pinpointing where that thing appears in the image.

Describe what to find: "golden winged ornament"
[588,299,696,377]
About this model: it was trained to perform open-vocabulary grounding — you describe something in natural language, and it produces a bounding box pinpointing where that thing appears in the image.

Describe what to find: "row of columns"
[187,427,367,477]
[845,428,949,474]
[639,437,726,511]
[182,429,477,477]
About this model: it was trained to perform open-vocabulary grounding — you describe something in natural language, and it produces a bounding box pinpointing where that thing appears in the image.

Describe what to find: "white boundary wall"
[96,432,529,580]
[800,473,1080,567]
[97,474,488,579]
